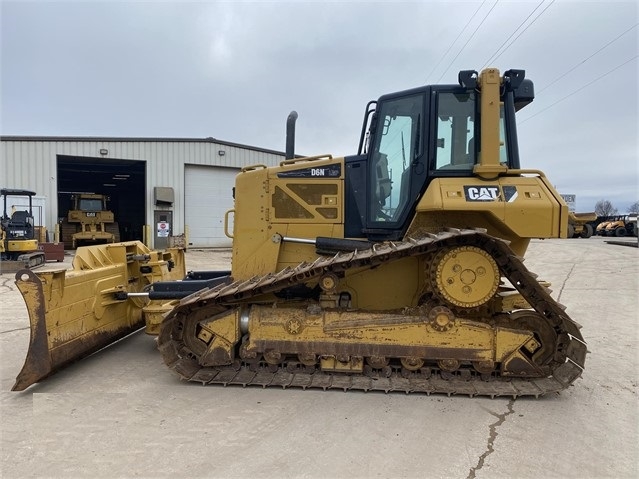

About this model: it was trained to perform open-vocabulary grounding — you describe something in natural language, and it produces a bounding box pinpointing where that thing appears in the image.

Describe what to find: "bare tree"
[627,201,639,214]
[595,199,618,217]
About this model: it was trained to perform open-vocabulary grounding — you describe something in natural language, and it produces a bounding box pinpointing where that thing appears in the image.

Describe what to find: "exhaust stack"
[286,111,298,159]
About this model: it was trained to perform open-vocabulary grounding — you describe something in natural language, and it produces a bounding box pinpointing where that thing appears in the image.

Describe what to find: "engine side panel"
[409,175,567,256]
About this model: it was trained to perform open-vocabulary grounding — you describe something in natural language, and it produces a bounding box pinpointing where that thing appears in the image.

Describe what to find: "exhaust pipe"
[286,111,298,159]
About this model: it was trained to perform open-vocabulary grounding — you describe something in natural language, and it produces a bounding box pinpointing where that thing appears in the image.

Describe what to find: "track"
[0,252,45,274]
[158,229,587,398]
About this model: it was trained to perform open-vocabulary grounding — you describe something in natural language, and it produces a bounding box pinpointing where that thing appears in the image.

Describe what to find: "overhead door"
[185,165,238,247]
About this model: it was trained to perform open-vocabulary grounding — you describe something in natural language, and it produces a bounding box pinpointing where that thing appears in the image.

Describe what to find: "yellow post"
[474,68,507,179]
[143,224,151,247]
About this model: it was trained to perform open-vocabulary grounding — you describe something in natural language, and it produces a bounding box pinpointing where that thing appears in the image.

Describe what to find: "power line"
[435,0,500,83]
[537,23,638,94]
[489,0,556,64]
[480,0,545,69]
[424,0,487,84]
[519,55,638,124]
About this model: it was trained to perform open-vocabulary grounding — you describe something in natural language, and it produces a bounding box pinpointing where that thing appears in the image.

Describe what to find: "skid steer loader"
[12,68,586,397]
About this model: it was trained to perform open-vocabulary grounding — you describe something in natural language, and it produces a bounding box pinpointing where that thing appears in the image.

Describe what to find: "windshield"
[368,94,423,223]
[78,198,104,211]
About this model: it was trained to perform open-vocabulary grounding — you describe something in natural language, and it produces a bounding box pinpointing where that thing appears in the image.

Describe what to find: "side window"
[369,94,423,223]
[434,92,476,171]
[499,104,508,165]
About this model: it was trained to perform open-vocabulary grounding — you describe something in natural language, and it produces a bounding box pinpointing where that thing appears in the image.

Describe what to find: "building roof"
[0,135,287,157]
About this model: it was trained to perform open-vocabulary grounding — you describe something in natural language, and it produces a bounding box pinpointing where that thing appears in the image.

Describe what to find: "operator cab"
[344,69,534,240]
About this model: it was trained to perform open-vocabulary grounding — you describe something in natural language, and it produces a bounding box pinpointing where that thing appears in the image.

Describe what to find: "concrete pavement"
[1,238,637,478]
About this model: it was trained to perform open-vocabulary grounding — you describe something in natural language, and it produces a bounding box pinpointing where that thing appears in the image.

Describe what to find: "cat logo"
[463,185,519,202]
[464,186,500,201]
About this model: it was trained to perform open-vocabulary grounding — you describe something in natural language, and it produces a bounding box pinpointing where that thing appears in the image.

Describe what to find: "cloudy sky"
[1,0,637,212]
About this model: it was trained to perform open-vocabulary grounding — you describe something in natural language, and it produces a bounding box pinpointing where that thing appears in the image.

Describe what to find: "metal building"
[0,136,286,248]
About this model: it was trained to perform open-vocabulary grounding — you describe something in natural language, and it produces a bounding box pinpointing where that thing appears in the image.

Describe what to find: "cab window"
[499,105,508,165]
[368,94,423,223]
[79,199,103,211]
[434,92,476,171]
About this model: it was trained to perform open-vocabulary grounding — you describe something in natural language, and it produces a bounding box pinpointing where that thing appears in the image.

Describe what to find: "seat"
[10,210,29,226]
[8,210,34,239]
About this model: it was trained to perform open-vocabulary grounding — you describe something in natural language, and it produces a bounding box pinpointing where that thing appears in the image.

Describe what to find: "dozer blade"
[12,241,185,391]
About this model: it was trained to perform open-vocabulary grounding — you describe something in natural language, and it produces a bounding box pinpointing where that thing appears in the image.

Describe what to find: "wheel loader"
[12,68,586,397]
[603,215,637,237]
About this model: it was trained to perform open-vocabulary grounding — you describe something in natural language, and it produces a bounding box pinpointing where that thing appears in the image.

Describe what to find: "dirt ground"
[1,237,637,478]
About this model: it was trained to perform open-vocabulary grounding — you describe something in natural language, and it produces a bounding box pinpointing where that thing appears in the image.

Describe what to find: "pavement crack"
[0,276,17,293]
[557,263,576,303]
[467,399,515,479]
[0,326,30,334]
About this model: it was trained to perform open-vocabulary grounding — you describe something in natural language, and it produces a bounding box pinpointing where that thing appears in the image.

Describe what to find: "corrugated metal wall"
[0,137,285,246]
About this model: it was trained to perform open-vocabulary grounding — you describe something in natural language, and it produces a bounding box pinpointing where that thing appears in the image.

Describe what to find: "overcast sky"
[1,0,637,212]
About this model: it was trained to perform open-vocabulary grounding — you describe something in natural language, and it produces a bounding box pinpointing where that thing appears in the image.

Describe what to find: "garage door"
[185,165,238,247]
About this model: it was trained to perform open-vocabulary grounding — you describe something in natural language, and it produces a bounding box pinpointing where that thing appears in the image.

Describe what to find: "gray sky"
[1,0,637,212]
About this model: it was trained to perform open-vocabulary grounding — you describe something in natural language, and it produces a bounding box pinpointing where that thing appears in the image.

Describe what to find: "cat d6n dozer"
[13,68,586,397]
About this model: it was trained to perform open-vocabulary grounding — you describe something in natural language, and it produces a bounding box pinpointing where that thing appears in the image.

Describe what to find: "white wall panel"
[184,165,238,248]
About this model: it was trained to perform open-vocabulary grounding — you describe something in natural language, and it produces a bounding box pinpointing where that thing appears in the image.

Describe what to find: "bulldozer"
[12,68,586,397]
[61,193,120,248]
[1,188,46,274]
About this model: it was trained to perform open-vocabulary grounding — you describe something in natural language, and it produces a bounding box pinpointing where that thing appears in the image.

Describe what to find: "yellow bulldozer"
[61,193,120,248]
[12,68,586,397]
